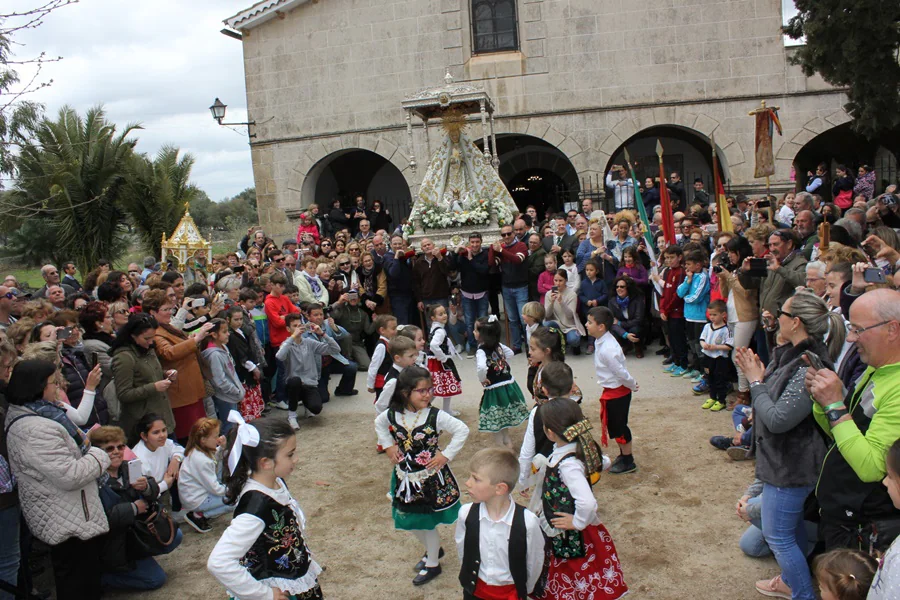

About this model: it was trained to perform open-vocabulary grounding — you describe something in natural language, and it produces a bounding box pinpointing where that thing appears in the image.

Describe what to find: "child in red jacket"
[656,246,688,376]
[296,211,321,245]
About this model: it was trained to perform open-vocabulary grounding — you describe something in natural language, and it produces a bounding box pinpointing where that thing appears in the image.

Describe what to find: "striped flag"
[623,148,656,264]
[656,140,676,246]
[712,135,732,233]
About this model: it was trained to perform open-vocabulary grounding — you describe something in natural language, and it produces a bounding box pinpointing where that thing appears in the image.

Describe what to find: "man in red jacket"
[264,272,299,407]
[489,223,529,352]
[655,245,688,375]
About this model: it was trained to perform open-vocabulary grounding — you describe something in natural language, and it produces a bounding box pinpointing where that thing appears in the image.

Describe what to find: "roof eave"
[224,0,309,32]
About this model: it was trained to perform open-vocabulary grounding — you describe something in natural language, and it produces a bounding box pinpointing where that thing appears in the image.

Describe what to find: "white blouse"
[207,478,322,600]
[374,407,469,461]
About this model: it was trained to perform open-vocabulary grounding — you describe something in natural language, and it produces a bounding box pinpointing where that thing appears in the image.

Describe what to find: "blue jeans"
[762,483,816,599]
[196,494,233,519]
[389,293,413,325]
[447,319,467,348]
[100,529,183,591]
[542,320,582,352]
[462,295,489,351]
[213,397,239,435]
[501,286,529,350]
[732,405,753,446]
[740,496,818,559]
[0,505,20,600]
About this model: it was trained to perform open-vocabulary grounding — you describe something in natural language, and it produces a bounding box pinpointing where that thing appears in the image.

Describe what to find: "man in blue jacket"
[382,234,415,325]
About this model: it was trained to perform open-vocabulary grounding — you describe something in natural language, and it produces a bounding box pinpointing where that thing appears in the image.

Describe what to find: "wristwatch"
[826,408,849,422]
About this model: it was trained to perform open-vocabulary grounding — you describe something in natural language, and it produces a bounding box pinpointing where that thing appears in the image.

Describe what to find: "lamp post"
[209,98,256,138]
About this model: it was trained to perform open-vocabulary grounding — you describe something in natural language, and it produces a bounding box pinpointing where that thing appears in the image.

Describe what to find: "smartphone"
[57,327,73,341]
[803,350,826,371]
[90,351,99,370]
[165,369,177,381]
[864,267,886,284]
[191,297,206,309]
[233,265,245,273]
[127,459,143,485]
[757,200,771,209]
[748,257,768,271]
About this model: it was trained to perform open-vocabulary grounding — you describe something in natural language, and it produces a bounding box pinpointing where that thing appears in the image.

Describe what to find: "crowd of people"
[0,173,898,599]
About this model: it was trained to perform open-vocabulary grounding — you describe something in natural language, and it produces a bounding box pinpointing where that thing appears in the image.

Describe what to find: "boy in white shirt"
[456,448,544,600]
[586,306,639,475]
[699,300,734,412]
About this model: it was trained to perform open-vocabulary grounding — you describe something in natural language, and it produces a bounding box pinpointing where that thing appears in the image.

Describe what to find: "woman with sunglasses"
[734,291,845,600]
[333,253,359,293]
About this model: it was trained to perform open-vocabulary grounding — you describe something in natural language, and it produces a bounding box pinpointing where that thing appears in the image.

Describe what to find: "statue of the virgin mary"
[414,109,516,218]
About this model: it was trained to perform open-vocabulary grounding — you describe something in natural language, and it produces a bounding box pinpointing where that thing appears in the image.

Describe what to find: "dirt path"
[109,348,777,600]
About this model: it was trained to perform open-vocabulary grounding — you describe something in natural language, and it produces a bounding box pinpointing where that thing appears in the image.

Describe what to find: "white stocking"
[411,529,442,568]
[441,397,452,413]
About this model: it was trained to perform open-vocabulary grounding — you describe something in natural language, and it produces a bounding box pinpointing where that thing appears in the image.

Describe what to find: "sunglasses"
[500,232,514,237]
[274,258,285,263]
[3,292,17,299]
[102,444,127,453]
[339,262,350,267]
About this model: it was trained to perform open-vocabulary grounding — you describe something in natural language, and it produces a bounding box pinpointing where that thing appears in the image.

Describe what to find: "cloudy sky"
[13,0,255,201]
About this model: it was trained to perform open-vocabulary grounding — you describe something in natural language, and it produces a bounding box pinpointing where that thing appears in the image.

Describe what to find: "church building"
[223,0,897,235]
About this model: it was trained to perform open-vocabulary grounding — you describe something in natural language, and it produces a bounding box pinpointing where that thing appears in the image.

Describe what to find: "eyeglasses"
[102,444,127,453]
[847,320,893,337]
[777,309,793,319]
[615,284,627,289]
[500,232,514,237]
[412,386,434,395]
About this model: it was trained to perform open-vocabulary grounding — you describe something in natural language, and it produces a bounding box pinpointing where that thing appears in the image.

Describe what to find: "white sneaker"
[288,415,300,430]
[269,400,289,410]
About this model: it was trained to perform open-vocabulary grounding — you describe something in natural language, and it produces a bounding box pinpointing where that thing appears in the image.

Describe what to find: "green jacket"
[814,362,900,523]
[738,251,808,317]
[110,344,174,440]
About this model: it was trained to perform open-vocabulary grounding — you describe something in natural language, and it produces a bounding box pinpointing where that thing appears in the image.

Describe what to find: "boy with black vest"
[456,448,544,600]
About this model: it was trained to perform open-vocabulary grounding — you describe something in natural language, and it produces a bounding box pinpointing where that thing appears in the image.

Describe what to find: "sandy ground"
[105,346,778,600]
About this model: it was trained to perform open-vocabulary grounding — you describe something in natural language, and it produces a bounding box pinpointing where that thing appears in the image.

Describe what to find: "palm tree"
[121,145,202,257]
[12,105,139,273]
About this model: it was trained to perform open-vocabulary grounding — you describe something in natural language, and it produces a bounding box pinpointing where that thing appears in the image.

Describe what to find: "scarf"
[83,331,115,346]
[615,295,631,311]
[359,266,376,295]
[305,273,322,296]
[25,399,89,455]
[562,419,603,485]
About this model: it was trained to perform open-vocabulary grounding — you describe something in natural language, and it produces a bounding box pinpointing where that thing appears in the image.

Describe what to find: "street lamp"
[209,98,256,138]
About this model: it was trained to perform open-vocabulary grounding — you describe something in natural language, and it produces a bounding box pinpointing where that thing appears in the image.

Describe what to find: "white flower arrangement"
[403,196,514,237]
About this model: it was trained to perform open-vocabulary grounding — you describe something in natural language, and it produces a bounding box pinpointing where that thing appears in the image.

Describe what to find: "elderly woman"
[5,359,111,599]
[143,290,213,441]
[357,252,387,314]
[734,292,845,600]
[333,252,359,292]
[52,310,109,427]
[576,220,619,287]
[296,256,329,305]
[81,301,119,421]
[88,425,182,591]
[608,275,647,358]
[110,314,175,442]
[542,269,585,351]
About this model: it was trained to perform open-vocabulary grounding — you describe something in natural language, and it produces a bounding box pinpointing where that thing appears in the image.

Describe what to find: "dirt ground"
[107,346,777,600]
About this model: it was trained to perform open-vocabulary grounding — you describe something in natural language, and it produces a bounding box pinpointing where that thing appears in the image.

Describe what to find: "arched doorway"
[793,123,899,200]
[604,125,727,212]
[302,149,412,218]
[477,134,580,217]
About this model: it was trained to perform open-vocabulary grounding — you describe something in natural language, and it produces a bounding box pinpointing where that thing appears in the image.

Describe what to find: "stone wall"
[237,0,848,234]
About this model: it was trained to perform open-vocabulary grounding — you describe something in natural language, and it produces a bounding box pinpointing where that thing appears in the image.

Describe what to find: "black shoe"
[335,389,359,397]
[662,356,674,365]
[412,564,442,586]
[609,455,637,475]
[709,435,733,451]
[184,511,212,533]
[414,547,445,571]
[655,346,670,356]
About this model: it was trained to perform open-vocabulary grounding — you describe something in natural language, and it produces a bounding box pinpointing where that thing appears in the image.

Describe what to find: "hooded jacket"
[201,345,244,404]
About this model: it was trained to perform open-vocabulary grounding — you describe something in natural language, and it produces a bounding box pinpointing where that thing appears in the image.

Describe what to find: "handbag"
[127,501,180,558]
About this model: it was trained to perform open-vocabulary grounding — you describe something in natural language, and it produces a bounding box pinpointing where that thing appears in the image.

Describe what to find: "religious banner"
[656,141,676,246]
[752,101,782,178]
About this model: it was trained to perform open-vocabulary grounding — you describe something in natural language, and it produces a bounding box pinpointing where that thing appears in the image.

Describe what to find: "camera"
[880,193,898,207]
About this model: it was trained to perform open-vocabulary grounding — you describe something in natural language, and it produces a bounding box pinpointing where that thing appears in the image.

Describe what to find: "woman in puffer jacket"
[4,359,110,600]
[88,425,183,591]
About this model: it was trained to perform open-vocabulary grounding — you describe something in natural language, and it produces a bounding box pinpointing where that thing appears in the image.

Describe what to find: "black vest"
[375,338,392,382]
[234,489,312,581]
[458,502,528,600]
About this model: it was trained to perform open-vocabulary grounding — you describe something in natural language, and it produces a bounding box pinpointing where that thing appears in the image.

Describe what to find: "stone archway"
[296,148,412,219]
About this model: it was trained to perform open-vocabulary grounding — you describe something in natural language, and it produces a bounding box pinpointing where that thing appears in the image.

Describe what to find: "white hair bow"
[487,314,498,323]
[227,410,260,475]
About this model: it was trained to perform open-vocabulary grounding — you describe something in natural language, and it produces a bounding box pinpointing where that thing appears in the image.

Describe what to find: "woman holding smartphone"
[543,269,585,352]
